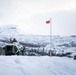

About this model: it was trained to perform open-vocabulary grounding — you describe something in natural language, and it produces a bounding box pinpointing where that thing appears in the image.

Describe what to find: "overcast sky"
[0,0,76,35]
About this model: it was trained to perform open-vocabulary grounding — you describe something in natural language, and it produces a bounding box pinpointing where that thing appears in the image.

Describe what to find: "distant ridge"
[0,25,20,36]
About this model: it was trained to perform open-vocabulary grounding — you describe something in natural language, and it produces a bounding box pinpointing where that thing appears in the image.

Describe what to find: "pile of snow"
[0,56,76,75]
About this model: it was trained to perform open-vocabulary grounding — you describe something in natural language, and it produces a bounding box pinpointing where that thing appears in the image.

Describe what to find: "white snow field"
[0,56,76,75]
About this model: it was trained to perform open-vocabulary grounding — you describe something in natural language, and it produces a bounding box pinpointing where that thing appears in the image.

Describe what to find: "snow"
[0,25,76,75]
[0,25,76,56]
[0,25,20,38]
[0,56,76,75]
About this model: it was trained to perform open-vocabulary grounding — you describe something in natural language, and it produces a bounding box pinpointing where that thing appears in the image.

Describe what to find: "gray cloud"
[0,0,76,35]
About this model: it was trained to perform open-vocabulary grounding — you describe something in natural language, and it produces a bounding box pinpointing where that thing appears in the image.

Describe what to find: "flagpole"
[50,18,52,54]
[46,19,52,56]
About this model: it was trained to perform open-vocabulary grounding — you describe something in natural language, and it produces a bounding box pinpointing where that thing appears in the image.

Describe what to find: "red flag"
[46,20,50,24]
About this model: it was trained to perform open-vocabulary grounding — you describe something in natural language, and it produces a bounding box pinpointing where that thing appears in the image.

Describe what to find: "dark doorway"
[4,45,18,55]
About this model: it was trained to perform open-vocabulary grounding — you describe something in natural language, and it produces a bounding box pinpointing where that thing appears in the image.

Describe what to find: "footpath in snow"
[0,56,76,75]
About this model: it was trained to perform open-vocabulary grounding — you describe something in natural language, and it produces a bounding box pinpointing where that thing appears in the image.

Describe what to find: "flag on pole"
[46,20,50,24]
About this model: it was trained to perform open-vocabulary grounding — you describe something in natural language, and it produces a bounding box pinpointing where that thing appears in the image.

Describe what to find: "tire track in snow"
[14,58,30,75]
[18,67,27,75]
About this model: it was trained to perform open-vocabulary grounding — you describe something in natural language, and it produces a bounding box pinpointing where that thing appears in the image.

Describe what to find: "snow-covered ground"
[0,56,76,75]
[0,25,76,75]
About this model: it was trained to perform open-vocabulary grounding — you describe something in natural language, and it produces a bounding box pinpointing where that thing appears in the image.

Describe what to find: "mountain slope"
[0,25,20,37]
[0,25,76,56]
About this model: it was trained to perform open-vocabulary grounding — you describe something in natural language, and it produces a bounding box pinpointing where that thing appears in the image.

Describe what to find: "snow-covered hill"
[0,25,76,56]
[0,25,20,38]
